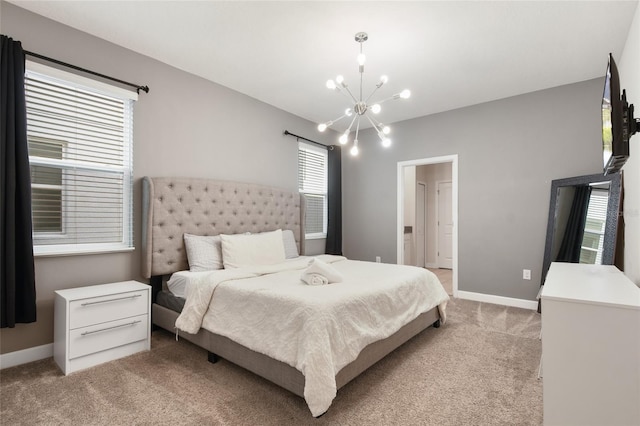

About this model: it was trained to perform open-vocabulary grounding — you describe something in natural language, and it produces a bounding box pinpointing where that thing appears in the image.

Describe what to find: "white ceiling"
[8,1,639,131]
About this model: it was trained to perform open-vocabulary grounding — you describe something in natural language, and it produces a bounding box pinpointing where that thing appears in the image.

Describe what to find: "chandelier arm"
[359,42,364,101]
[336,86,356,103]
[364,114,386,140]
[341,84,360,105]
[322,112,349,129]
[345,114,358,133]
[364,85,382,104]
[366,113,383,127]
[372,96,396,105]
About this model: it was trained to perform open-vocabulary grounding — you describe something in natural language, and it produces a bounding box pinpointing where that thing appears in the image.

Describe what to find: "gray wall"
[342,79,604,301]
[0,2,333,353]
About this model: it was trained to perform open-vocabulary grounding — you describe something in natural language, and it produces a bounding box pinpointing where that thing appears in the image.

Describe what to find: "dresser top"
[542,263,640,309]
[55,280,148,300]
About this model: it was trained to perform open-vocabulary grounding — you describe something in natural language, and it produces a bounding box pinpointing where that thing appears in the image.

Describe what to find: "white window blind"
[25,62,136,256]
[298,142,327,238]
[580,188,609,264]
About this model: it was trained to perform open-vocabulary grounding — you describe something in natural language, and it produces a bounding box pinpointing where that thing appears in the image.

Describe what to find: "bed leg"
[432,319,441,329]
[208,351,220,363]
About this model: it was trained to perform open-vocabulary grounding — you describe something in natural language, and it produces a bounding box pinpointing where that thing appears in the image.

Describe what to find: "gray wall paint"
[0,3,333,353]
[342,79,604,301]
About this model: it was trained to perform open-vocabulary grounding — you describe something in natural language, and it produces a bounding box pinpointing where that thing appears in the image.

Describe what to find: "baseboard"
[457,290,538,310]
[0,343,53,369]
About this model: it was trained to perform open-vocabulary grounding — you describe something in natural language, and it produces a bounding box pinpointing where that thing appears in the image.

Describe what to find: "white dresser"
[541,263,640,426]
[54,281,151,375]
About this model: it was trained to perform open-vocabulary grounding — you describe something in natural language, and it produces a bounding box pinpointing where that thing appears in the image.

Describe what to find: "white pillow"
[282,229,299,259]
[183,233,223,271]
[221,229,286,268]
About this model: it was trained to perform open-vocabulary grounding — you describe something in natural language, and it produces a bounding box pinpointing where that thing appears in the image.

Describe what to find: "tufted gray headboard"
[141,176,306,278]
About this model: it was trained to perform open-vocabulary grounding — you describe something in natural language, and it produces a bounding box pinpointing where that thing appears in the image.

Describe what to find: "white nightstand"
[54,281,151,375]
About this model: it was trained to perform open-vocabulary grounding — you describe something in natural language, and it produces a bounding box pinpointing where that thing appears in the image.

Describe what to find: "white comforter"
[175,255,449,416]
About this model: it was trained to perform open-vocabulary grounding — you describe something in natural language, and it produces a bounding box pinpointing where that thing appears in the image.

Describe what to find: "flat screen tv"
[602,53,638,175]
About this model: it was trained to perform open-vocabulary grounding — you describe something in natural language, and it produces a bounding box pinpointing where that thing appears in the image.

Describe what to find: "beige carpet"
[0,298,542,425]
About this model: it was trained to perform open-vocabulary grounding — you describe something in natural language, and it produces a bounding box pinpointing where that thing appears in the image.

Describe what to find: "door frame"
[397,155,458,297]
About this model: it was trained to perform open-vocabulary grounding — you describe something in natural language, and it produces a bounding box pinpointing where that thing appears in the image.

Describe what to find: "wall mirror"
[541,172,622,286]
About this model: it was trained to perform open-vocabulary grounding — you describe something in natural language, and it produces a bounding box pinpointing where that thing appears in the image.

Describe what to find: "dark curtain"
[1,35,37,328]
[325,145,342,255]
[556,185,592,263]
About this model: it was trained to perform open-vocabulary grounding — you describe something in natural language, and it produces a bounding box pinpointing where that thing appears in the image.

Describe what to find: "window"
[25,61,136,255]
[580,189,609,264]
[298,142,327,239]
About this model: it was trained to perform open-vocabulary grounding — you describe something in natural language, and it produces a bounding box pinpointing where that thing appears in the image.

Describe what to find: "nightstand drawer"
[69,289,148,329]
[68,314,148,360]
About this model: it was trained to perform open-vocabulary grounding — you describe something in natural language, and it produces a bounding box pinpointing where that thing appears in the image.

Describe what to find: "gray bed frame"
[141,176,441,411]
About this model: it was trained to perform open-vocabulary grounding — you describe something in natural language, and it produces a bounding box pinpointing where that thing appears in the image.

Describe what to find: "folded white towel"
[301,257,343,285]
[301,273,329,286]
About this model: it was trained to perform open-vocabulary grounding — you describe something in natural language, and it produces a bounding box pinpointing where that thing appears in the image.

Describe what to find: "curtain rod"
[24,50,149,94]
[283,130,334,150]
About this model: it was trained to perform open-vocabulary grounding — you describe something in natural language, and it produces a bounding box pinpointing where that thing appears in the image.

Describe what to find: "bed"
[141,176,449,416]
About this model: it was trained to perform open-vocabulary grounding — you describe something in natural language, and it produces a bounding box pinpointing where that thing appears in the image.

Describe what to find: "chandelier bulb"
[326,79,336,90]
[345,108,353,117]
[339,133,349,144]
[336,75,344,85]
[382,138,392,148]
[377,75,388,88]
[371,104,381,114]
[382,125,391,135]
[350,144,359,156]
[318,123,327,132]
[357,53,366,66]
[400,89,411,99]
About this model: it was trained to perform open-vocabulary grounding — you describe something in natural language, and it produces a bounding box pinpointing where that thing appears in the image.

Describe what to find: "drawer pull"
[81,294,142,306]
[80,320,142,336]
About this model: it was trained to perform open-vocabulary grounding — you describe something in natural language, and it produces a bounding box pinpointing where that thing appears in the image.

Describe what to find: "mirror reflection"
[541,173,621,285]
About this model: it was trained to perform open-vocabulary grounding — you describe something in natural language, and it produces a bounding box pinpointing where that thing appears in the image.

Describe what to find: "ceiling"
[8,1,639,132]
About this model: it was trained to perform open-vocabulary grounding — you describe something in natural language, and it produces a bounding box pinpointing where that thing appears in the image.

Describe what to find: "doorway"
[397,155,458,297]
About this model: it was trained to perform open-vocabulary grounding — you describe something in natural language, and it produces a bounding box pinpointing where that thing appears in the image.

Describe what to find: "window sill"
[305,234,327,240]
[34,244,135,258]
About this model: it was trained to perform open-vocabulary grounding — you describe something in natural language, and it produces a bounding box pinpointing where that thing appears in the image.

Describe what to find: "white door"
[416,182,426,267]
[437,181,453,269]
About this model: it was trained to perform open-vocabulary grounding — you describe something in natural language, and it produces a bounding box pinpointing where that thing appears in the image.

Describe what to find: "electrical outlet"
[523,269,531,280]
[376,256,381,263]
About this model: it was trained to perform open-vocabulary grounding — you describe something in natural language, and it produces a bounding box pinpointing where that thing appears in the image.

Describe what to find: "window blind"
[25,62,135,255]
[580,189,609,264]
[298,142,327,238]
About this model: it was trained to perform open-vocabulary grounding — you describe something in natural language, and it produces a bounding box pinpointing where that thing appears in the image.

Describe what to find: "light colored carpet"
[0,298,542,425]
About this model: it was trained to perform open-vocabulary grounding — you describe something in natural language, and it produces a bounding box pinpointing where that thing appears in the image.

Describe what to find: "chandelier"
[317,32,410,156]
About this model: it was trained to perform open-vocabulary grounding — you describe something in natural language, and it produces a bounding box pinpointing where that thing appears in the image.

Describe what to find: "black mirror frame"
[541,172,622,286]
